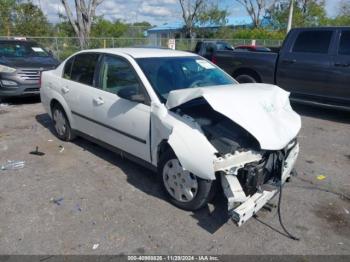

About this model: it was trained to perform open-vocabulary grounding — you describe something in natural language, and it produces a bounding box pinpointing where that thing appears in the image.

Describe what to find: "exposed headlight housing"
[0,64,16,73]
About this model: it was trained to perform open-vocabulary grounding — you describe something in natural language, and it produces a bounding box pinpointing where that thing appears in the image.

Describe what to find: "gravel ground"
[0,97,349,255]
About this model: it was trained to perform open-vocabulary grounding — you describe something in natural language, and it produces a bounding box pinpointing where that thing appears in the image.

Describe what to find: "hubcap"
[162,159,198,202]
[53,109,66,136]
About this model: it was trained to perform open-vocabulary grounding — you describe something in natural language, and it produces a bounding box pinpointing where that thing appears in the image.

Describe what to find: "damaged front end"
[216,140,299,226]
[164,84,301,226]
[155,84,301,225]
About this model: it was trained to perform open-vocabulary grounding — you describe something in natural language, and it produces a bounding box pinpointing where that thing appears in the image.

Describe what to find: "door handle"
[61,87,70,94]
[93,97,104,105]
[334,63,350,67]
[282,59,296,64]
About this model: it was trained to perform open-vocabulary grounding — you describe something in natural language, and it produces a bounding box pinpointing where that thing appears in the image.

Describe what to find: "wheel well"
[233,68,262,83]
[50,99,60,114]
[157,140,172,164]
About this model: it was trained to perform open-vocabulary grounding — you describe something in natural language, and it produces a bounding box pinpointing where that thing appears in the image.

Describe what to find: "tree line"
[0,0,349,47]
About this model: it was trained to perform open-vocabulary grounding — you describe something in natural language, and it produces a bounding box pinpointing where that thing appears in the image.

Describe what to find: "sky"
[36,0,344,25]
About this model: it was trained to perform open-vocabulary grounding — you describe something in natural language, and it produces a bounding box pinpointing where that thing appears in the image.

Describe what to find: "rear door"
[330,30,350,104]
[61,53,100,137]
[276,30,334,98]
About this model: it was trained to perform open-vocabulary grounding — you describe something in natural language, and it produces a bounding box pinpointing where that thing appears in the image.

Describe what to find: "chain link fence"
[1,36,283,61]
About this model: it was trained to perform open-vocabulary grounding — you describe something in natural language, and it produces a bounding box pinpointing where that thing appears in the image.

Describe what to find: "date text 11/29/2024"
[127,255,219,261]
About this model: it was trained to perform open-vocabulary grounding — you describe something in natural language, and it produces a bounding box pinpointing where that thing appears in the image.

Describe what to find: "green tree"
[132,21,152,27]
[13,2,51,36]
[271,0,328,29]
[197,3,228,26]
[91,18,128,38]
[328,0,350,26]
[0,0,16,36]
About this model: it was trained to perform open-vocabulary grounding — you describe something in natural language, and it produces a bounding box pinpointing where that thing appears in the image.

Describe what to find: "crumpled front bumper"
[221,143,299,226]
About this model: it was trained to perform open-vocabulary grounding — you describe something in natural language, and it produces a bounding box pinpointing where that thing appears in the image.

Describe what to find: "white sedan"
[40,48,301,226]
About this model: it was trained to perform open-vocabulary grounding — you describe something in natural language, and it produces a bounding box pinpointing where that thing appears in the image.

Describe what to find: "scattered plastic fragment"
[344,208,349,214]
[92,244,99,250]
[316,175,326,181]
[59,145,64,153]
[51,197,64,206]
[30,146,45,156]
[1,160,25,171]
[48,139,53,142]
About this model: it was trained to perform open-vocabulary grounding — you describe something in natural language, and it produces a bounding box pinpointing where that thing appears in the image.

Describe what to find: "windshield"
[136,56,236,101]
[0,42,50,58]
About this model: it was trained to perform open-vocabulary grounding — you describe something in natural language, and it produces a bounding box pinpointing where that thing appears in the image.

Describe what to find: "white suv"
[40,48,301,226]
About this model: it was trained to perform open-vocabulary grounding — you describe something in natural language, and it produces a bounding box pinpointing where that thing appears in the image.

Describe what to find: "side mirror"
[117,88,146,103]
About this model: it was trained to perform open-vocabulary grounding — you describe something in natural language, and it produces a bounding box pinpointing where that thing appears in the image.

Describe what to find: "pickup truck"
[210,27,350,110]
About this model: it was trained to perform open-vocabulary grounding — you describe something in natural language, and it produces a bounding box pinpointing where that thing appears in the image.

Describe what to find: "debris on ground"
[48,139,53,142]
[58,145,64,153]
[50,197,64,206]
[74,203,82,212]
[92,244,99,250]
[30,146,45,156]
[344,208,349,215]
[1,160,26,171]
[316,175,326,181]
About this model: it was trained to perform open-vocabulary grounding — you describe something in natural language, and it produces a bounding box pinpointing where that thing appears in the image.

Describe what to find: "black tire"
[158,149,214,211]
[52,104,75,141]
[235,74,257,83]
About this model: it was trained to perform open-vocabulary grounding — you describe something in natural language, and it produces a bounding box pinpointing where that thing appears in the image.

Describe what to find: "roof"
[80,48,196,58]
[148,16,253,33]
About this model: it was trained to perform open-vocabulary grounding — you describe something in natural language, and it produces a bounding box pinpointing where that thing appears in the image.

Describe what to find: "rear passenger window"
[70,53,99,86]
[339,31,350,55]
[293,31,333,54]
[63,56,74,79]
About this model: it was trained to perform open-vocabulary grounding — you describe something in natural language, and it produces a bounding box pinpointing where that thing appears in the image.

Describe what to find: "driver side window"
[99,55,142,96]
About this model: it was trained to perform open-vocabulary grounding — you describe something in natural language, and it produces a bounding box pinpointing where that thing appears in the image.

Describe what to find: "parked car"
[0,39,59,98]
[194,40,234,61]
[210,27,350,110]
[234,45,271,52]
[40,48,301,226]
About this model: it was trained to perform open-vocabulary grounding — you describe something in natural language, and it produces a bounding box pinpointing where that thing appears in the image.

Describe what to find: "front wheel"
[158,149,214,211]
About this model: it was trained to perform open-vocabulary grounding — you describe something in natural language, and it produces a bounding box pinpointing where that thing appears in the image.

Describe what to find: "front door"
[92,54,151,162]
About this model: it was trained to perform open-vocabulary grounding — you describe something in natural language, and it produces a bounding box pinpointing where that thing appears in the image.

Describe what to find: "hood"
[0,56,59,69]
[166,84,301,150]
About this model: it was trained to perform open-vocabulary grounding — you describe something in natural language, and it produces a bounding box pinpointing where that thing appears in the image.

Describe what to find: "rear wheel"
[52,104,75,141]
[158,149,214,211]
[235,74,257,83]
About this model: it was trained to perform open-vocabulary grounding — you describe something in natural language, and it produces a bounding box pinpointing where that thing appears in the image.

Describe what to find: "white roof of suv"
[82,48,195,58]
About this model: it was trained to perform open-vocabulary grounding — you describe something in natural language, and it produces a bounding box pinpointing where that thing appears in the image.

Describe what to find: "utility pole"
[287,0,294,33]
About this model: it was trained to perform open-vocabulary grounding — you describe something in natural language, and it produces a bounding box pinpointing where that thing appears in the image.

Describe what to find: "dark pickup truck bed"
[209,27,350,110]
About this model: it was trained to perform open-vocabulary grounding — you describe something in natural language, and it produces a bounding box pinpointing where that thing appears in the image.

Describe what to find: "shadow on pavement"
[291,102,350,124]
[0,96,41,105]
[35,112,229,234]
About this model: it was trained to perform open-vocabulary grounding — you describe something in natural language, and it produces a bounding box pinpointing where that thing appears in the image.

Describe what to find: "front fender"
[151,103,217,180]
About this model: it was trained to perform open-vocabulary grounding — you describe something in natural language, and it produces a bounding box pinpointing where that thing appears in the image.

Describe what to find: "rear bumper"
[223,143,299,226]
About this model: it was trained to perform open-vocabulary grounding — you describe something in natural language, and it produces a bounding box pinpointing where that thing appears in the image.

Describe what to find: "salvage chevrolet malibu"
[40,48,301,226]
